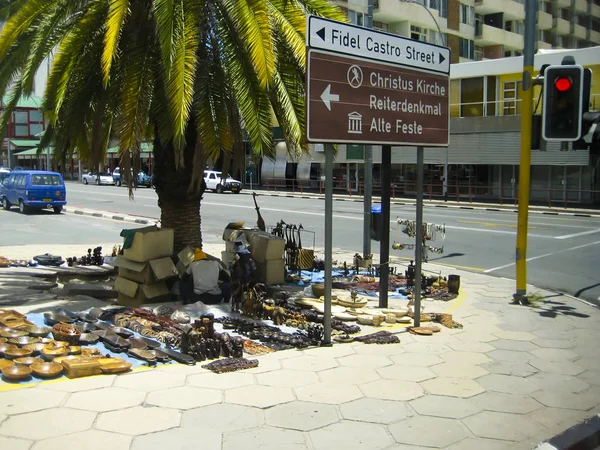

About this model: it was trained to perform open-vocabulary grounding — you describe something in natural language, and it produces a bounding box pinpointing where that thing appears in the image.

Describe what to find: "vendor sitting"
[180,249,231,305]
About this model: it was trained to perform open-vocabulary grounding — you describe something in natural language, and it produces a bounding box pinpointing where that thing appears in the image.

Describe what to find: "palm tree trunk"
[152,133,204,253]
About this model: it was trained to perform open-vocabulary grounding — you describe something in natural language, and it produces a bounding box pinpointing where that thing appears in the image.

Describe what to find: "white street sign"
[307,16,450,75]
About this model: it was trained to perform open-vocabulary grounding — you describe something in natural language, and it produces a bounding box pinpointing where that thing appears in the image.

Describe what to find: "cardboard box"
[256,259,285,285]
[176,260,187,277]
[114,277,170,306]
[149,257,179,280]
[114,256,177,284]
[247,231,285,262]
[122,226,174,262]
[225,241,237,253]
[222,222,249,241]
[177,246,195,267]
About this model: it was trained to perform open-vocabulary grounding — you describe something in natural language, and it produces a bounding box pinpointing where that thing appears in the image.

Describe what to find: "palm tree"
[0,0,345,251]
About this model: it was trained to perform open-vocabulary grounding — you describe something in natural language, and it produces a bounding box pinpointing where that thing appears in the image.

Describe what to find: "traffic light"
[542,65,584,141]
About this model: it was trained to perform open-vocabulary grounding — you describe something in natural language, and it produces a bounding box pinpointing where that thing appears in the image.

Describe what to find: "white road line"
[445,225,554,239]
[555,228,600,239]
[484,239,600,273]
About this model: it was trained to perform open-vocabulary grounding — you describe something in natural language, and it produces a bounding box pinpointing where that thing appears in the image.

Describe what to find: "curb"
[535,415,600,450]
[64,207,158,225]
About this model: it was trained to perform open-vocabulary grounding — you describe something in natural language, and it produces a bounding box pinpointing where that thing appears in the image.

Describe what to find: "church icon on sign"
[348,112,362,134]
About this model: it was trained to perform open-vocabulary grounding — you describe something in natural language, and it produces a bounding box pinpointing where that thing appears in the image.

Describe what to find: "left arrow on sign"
[320,84,339,111]
[316,27,326,41]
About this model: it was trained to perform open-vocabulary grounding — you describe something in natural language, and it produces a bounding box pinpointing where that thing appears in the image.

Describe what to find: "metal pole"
[363,0,373,258]
[379,145,391,308]
[414,146,424,326]
[323,143,334,344]
[515,0,537,301]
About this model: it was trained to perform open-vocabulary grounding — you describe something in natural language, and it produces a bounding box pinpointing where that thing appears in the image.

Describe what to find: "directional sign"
[308,16,450,75]
[306,49,449,146]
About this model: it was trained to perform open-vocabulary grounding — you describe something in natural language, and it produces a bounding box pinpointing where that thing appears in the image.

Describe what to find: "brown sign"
[306,49,449,146]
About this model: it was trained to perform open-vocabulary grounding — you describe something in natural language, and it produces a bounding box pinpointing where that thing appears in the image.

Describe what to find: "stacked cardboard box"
[113,226,178,306]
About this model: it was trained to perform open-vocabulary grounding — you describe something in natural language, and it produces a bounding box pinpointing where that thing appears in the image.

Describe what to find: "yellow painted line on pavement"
[391,256,486,272]
[459,220,548,230]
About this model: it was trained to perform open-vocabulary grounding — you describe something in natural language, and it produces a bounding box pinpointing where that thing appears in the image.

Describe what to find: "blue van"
[1,170,67,214]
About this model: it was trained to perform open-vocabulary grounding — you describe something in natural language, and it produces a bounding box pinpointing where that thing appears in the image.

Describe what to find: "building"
[0,96,45,169]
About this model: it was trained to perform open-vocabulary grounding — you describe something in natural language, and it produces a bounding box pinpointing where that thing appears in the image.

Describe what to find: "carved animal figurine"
[252,192,266,232]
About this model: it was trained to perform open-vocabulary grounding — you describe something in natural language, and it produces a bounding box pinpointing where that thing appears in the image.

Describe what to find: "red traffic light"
[555,77,572,92]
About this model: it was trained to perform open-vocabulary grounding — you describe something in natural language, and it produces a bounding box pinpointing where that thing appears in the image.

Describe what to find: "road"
[2,181,600,305]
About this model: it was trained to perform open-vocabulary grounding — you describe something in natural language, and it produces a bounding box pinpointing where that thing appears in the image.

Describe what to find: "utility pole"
[363,0,374,259]
[514,0,537,303]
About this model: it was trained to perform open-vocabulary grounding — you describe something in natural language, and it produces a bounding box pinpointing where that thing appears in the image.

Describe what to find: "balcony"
[553,17,570,35]
[593,3,600,17]
[575,0,588,12]
[556,0,570,8]
[475,0,525,20]
[537,11,553,30]
[475,24,524,50]
[574,23,587,39]
[537,40,553,49]
[591,30,600,44]
[373,1,441,28]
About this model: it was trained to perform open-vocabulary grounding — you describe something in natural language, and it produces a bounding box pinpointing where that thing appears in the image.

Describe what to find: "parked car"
[203,170,242,193]
[112,167,152,188]
[0,168,10,184]
[82,171,114,185]
[1,170,67,214]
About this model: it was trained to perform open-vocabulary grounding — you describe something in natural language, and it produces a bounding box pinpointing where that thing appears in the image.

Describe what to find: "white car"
[203,170,242,193]
[82,171,114,185]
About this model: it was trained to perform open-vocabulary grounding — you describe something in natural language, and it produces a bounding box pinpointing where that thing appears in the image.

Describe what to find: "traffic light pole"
[515,0,537,302]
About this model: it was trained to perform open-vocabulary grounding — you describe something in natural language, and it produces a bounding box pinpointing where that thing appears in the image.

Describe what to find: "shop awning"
[15,147,53,158]
[8,139,41,149]
[1,95,43,108]
[107,142,153,155]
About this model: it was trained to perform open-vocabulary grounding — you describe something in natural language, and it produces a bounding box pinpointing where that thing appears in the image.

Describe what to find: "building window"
[13,111,28,124]
[30,123,43,136]
[439,0,448,18]
[373,21,389,31]
[460,4,475,26]
[474,46,484,61]
[503,81,521,115]
[29,110,43,122]
[505,20,524,35]
[460,77,484,117]
[15,125,29,137]
[560,8,570,20]
[411,26,427,42]
[347,10,364,26]
[538,0,552,14]
[459,38,475,59]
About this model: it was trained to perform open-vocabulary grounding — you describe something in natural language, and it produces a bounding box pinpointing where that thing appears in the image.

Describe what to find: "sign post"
[306,15,450,340]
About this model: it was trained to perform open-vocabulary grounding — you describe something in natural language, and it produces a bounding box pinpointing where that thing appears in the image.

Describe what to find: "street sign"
[306,49,449,146]
[307,16,450,75]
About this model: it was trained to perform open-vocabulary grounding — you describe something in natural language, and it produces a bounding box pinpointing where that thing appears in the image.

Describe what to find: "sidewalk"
[0,242,599,450]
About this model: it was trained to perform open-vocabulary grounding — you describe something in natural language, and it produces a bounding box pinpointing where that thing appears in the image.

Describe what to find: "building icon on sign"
[348,112,362,134]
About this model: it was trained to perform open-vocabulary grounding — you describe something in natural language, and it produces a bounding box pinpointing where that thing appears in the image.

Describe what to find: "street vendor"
[181,249,231,305]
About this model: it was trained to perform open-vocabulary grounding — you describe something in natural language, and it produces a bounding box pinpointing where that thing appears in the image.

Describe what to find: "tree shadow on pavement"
[526,293,591,319]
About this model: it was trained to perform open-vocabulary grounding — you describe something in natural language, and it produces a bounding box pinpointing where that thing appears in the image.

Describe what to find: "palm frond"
[102,0,130,86]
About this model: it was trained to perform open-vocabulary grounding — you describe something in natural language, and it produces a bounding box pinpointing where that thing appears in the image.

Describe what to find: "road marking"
[391,255,486,272]
[484,239,600,273]
[555,228,600,239]
[445,225,554,239]
[459,220,548,230]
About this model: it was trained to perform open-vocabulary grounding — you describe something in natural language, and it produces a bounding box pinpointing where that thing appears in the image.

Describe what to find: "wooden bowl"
[31,362,63,379]
[25,326,51,338]
[53,355,81,365]
[8,336,40,347]
[0,343,18,356]
[68,346,81,355]
[0,359,15,370]
[41,346,69,361]
[14,357,42,366]
[100,361,132,374]
[51,323,81,346]
[4,347,33,360]
[0,328,28,338]
[312,284,325,297]
[1,364,32,381]
[0,337,7,343]
[23,343,46,356]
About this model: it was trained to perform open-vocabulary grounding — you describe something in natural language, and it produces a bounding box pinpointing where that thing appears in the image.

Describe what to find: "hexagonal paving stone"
[528,359,585,376]
[532,338,575,349]
[146,386,222,409]
[528,407,591,430]
[40,375,115,392]
[445,437,516,450]
[0,387,66,415]
[409,395,482,419]
[96,405,180,435]
[578,357,600,372]
[579,370,600,387]
[529,348,578,362]
[485,349,532,363]
[527,373,590,393]
[493,331,536,341]
[463,411,545,441]
[476,373,539,395]
[352,343,405,357]
[0,408,96,440]
[403,342,454,354]
[265,401,339,431]
[532,389,600,410]
[239,355,282,374]
[490,339,538,352]
[340,397,412,424]
[360,379,424,401]
[256,369,319,388]
[0,414,5,426]
[281,355,338,372]
[187,371,255,390]
[390,352,443,367]
[441,351,491,365]
[223,426,307,450]
[0,436,30,450]
[303,345,356,358]
[482,360,538,377]
[377,365,436,382]
[431,363,488,379]
[388,415,468,447]
[310,420,393,450]
[447,341,496,353]
[295,382,362,405]
[456,332,499,343]
[337,354,392,369]
[319,366,381,385]
[472,392,543,414]
[113,370,186,392]
[65,387,145,412]
[131,427,221,450]
[182,403,264,433]
[32,429,132,450]
[420,377,485,398]
[225,384,294,409]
